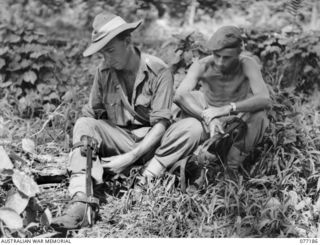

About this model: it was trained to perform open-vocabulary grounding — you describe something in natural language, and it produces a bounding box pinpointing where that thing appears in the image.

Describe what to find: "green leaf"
[5,33,21,43]
[303,65,313,74]
[12,170,40,197]
[0,47,9,55]
[0,207,23,230]
[32,63,43,71]
[287,190,298,206]
[23,70,37,84]
[23,35,35,43]
[22,138,36,154]
[266,197,281,209]
[40,208,52,228]
[0,146,13,170]
[48,92,60,101]
[30,50,49,59]
[5,189,29,214]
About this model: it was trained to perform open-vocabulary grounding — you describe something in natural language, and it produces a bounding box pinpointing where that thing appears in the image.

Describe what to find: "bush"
[244,29,320,91]
[0,20,65,118]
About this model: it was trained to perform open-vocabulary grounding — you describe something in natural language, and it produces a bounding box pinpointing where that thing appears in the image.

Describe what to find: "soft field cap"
[207,26,242,51]
[83,12,142,57]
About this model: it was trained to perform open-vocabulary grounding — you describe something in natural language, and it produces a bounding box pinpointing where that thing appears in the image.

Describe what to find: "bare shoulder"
[240,53,262,71]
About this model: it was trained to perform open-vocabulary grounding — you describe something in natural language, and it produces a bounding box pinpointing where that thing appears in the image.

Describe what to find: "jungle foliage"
[0,0,320,238]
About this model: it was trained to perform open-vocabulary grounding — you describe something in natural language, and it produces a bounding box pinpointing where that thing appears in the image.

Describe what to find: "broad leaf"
[22,138,36,154]
[23,70,37,84]
[20,59,32,69]
[6,33,21,43]
[23,35,35,43]
[5,189,29,214]
[30,50,49,59]
[0,47,9,56]
[266,197,281,209]
[0,207,23,230]
[0,146,14,170]
[62,90,75,102]
[40,208,52,228]
[12,170,40,197]
[0,81,12,88]
[23,197,43,226]
[287,190,298,206]
[258,218,271,230]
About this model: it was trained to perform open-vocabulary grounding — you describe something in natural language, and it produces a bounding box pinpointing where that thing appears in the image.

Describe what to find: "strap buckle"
[73,135,99,160]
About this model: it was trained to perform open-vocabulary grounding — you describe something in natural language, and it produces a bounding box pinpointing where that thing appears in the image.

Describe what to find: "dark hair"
[116,30,132,41]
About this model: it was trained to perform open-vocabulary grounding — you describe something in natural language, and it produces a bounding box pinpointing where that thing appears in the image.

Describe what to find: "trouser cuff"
[143,158,166,178]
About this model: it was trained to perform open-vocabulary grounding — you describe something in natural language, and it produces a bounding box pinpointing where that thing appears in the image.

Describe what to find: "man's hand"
[208,118,225,137]
[202,105,231,125]
[101,151,137,174]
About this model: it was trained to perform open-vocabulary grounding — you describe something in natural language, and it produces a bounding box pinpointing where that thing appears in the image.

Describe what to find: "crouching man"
[52,12,174,231]
[141,26,271,179]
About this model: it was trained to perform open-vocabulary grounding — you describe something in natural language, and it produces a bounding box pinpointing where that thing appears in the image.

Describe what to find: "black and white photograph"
[0,0,319,241]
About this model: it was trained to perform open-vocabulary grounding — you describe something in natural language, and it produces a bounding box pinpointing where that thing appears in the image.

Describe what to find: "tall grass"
[71,87,320,238]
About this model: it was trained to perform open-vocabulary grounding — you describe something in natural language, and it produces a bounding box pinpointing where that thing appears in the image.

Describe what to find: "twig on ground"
[30,103,65,138]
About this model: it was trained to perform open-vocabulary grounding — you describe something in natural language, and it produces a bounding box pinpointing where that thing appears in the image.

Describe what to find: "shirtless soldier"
[140,25,271,179]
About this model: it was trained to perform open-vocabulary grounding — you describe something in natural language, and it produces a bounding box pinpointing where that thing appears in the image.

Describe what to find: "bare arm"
[202,56,272,124]
[233,56,271,112]
[131,120,167,158]
[174,92,204,120]
[175,59,202,95]
[174,59,205,119]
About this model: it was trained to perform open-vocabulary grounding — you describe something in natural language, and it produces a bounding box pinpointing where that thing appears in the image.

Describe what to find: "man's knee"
[73,117,101,143]
[74,117,97,129]
[247,110,269,129]
[237,110,269,152]
[170,118,204,142]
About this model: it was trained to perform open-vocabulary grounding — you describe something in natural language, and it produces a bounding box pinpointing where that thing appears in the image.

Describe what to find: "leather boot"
[51,192,99,231]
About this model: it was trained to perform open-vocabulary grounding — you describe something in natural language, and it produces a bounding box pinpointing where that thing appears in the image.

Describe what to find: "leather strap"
[72,141,84,151]
[116,84,149,125]
[70,196,100,209]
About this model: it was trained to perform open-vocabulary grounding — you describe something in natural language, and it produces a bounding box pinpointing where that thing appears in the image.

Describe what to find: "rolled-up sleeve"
[150,68,174,126]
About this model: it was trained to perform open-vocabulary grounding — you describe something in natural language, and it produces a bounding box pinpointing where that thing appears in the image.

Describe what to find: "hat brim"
[83,20,142,57]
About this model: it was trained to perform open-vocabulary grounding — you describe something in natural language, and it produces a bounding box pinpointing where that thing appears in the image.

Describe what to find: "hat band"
[92,16,126,42]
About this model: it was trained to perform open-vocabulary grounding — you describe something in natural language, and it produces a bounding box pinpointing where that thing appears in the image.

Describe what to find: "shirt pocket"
[104,92,122,122]
[135,83,152,108]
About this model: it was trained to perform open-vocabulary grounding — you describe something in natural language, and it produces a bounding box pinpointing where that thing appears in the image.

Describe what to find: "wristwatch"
[230,102,237,112]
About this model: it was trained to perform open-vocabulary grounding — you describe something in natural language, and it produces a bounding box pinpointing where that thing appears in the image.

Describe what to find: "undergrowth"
[65,88,320,238]
[1,1,320,238]
[1,85,315,238]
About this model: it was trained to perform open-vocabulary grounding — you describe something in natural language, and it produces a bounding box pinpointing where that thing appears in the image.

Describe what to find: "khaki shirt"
[83,51,174,127]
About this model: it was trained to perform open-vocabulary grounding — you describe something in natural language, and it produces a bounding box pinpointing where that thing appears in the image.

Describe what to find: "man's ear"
[124,36,131,46]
